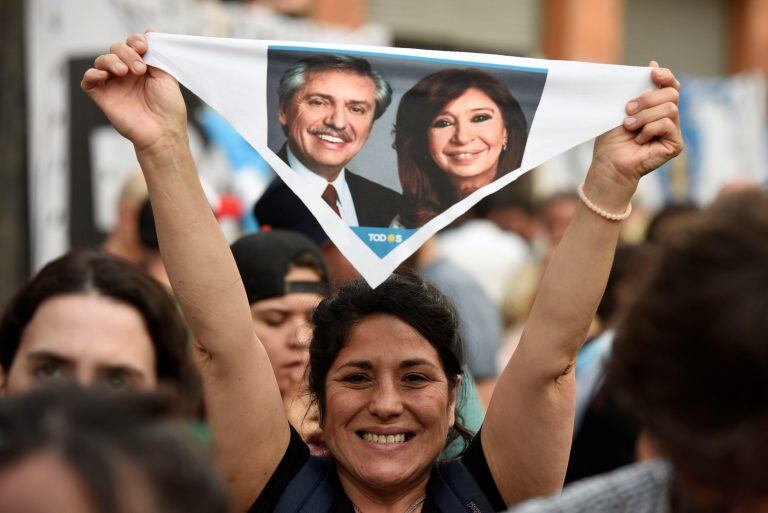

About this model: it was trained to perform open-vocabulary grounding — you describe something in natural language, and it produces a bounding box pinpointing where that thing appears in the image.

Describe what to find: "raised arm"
[481,64,682,506]
[82,33,289,512]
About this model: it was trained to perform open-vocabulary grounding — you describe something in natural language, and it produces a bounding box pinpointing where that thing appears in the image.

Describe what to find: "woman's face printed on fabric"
[427,88,507,192]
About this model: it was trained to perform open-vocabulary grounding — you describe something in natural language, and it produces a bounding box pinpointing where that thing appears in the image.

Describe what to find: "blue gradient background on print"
[265,46,549,194]
[351,227,417,258]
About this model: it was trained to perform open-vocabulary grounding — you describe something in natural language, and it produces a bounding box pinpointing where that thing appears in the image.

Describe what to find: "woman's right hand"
[81,32,187,153]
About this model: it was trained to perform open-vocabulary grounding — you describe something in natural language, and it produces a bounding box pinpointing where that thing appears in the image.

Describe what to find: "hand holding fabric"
[81,32,187,153]
[588,62,683,207]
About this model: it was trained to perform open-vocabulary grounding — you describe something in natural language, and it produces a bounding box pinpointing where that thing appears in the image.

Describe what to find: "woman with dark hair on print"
[394,68,529,228]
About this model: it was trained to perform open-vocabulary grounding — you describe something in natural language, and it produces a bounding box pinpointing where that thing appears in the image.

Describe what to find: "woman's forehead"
[442,88,498,113]
[332,314,442,367]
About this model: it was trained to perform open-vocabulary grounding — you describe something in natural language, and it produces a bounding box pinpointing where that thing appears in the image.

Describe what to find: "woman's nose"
[367,382,404,419]
[451,121,475,145]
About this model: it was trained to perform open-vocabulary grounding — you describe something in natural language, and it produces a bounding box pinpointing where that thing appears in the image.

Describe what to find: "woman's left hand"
[591,62,683,192]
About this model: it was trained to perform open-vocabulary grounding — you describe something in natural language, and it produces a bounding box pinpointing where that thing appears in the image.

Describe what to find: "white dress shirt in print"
[287,147,360,227]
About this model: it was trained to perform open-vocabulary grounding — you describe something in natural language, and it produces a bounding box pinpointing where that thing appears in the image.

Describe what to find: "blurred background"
[1,0,767,308]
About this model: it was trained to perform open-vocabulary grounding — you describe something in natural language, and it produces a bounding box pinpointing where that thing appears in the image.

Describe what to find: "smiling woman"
[81,31,683,513]
[394,69,528,228]
[303,276,475,507]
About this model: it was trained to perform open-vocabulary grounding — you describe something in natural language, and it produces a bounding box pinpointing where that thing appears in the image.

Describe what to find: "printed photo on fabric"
[144,34,654,286]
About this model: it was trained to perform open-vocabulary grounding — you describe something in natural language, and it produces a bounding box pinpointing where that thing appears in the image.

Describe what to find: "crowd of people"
[2,28,768,513]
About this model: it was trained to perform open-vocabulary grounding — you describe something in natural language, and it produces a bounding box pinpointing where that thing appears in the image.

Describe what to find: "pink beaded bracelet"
[577,183,632,221]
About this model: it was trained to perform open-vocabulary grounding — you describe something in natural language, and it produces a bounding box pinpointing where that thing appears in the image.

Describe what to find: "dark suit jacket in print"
[267,145,401,228]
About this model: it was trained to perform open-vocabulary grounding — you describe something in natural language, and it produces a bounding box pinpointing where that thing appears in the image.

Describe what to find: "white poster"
[145,33,654,287]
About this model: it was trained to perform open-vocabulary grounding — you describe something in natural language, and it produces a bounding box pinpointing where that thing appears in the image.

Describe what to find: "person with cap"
[230,229,329,456]
[253,187,363,290]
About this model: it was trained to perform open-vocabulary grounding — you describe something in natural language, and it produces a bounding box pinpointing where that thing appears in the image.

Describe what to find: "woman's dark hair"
[0,387,227,513]
[606,189,768,497]
[394,68,528,228]
[0,251,201,414]
[308,272,472,451]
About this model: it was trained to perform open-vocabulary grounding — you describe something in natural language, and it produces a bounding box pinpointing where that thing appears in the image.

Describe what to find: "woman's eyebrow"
[337,360,373,371]
[400,359,438,369]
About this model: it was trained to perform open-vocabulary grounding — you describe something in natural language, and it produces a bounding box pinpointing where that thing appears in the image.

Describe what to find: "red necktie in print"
[322,184,341,217]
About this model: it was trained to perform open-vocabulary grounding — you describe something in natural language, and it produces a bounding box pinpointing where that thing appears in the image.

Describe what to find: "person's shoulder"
[507,460,672,513]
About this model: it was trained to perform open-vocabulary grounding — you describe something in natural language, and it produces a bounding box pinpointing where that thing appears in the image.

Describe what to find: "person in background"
[495,191,581,367]
[230,230,329,455]
[509,189,768,513]
[565,243,659,484]
[540,191,579,248]
[103,169,148,266]
[0,251,201,415]
[0,387,227,513]
[474,178,545,251]
[643,201,700,245]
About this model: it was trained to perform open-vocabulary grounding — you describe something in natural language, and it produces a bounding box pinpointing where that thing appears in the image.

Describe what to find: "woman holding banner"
[394,69,528,228]
[82,32,681,513]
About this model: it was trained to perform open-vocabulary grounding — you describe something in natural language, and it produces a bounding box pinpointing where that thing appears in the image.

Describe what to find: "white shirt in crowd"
[438,219,529,306]
[287,147,360,227]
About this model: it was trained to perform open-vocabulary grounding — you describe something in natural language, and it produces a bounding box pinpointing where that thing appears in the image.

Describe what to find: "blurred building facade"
[367,0,768,76]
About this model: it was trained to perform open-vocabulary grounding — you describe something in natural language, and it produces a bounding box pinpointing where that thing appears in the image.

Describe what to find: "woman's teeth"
[452,152,478,160]
[361,432,407,444]
[317,133,345,143]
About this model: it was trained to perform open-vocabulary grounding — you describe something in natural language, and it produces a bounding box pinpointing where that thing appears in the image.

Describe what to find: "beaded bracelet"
[577,182,632,221]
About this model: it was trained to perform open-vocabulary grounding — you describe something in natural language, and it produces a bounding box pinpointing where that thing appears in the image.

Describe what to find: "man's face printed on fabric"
[279,70,377,179]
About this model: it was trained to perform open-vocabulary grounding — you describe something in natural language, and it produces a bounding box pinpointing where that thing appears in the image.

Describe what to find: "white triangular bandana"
[145,33,653,287]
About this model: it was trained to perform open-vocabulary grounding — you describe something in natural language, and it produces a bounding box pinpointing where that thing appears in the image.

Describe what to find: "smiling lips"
[445,149,485,161]
[357,431,413,444]
[311,129,351,145]
[317,133,346,143]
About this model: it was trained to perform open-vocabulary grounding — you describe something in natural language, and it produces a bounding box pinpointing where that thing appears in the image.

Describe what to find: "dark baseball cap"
[230,230,328,304]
